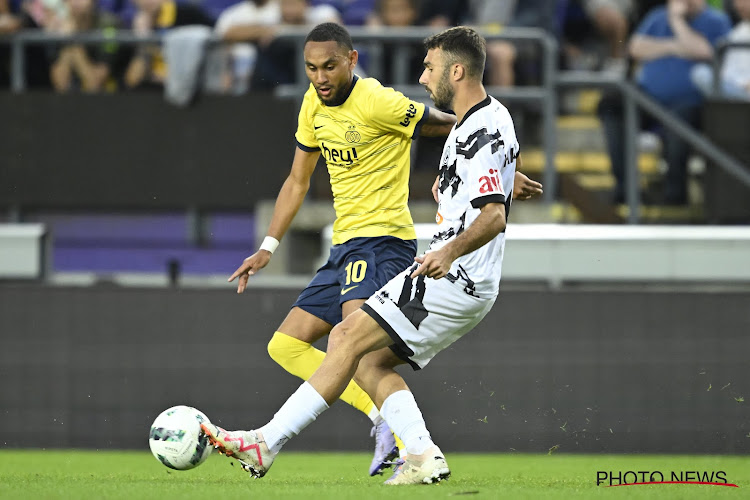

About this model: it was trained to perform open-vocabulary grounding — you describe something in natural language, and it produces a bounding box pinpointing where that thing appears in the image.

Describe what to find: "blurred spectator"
[418,0,468,27]
[214,0,279,93]
[312,0,374,25]
[366,0,416,27]
[470,0,563,87]
[2,0,69,88]
[22,0,67,31]
[215,0,277,43]
[581,0,634,74]
[215,0,338,93]
[124,0,213,90]
[202,0,244,22]
[468,0,518,87]
[691,0,750,100]
[0,0,21,33]
[598,0,732,205]
[251,0,340,89]
[280,0,339,25]
[634,1,667,24]
[98,0,132,22]
[364,0,422,84]
[512,0,566,34]
[49,0,120,92]
[511,0,567,86]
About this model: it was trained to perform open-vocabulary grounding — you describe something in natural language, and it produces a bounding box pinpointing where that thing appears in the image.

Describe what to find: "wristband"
[260,236,280,254]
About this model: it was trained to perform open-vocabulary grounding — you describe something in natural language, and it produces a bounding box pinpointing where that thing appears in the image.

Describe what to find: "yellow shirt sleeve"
[294,88,319,151]
[367,84,427,139]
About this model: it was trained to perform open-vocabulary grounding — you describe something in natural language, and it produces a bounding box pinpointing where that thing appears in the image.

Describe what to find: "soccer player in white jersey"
[204,26,523,484]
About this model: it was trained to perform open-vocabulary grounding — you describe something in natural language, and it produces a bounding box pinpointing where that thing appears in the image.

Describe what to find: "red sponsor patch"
[478,168,502,194]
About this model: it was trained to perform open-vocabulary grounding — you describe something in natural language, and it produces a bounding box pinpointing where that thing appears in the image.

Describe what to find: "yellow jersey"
[295,76,427,245]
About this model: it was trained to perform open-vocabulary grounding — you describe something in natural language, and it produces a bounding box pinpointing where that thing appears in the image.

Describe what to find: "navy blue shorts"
[293,236,418,326]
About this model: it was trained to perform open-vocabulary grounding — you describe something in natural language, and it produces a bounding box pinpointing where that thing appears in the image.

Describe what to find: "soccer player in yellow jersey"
[227,22,542,476]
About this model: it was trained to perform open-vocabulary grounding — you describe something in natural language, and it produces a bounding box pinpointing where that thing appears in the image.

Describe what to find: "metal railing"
[558,70,750,223]
[4,31,163,92]
[2,28,749,224]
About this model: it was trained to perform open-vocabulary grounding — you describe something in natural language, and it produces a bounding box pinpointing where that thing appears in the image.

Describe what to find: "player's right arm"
[420,107,456,137]
[412,201,506,279]
[228,146,320,293]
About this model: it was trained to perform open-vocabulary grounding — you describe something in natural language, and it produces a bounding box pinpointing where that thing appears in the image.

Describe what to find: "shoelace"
[387,459,405,472]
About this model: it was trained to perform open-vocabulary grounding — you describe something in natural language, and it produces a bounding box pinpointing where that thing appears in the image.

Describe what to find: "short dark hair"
[305,22,353,51]
[423,26,486,80]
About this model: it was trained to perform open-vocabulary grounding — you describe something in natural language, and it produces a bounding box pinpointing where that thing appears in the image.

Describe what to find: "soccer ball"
[148,405,213,470]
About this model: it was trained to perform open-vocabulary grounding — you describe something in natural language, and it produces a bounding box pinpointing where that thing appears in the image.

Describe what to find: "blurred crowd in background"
[1,0,749,210]
[0,0,747,97]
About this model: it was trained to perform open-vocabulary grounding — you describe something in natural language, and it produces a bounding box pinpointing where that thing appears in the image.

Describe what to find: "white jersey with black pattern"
[428,95,519,299]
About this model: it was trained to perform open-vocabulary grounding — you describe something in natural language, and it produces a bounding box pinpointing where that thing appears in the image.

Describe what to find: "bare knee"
[327,318,364,361]
[327,310,389,360]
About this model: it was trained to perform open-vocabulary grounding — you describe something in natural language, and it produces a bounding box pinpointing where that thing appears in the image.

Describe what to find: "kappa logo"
[478,168,502,194]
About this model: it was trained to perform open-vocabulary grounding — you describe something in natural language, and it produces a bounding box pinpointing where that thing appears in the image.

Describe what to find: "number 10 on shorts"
[345,260,367,285]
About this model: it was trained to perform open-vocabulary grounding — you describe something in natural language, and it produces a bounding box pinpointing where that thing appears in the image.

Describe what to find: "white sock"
[380,390,434,456]
[368,407,383,425]
[259,382,329,454]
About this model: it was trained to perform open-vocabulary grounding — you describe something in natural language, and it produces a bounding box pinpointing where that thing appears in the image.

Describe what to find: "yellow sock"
[394,434,405,454]
[267,331,375,416]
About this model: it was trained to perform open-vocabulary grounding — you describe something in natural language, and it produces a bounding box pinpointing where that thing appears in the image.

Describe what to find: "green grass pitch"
[0,450,747,499]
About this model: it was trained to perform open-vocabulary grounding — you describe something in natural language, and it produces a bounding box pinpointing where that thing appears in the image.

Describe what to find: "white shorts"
[361,265,496,370]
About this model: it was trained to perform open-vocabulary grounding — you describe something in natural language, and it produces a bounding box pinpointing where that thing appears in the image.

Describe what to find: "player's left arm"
[420,107,456,137]
[412,202,505,279]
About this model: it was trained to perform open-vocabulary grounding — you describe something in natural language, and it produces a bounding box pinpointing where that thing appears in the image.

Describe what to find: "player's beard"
[431,67,455,111]
[316,79,352,107]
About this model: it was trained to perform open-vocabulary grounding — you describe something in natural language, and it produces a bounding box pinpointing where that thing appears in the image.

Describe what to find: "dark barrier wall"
[1,285,749,454]
[703,100,750,223]
[0,94,296,209]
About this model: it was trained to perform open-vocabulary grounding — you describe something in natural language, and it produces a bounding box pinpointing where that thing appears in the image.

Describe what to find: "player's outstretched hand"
[513,171,543,200]
[228,250,272,293]
[431,175,440,203]
[411,251,453,280]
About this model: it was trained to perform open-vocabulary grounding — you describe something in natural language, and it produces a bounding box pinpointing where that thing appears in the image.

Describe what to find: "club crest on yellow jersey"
[345,124,361,144]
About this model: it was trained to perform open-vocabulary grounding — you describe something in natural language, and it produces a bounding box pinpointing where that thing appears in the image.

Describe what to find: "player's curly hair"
[423,26,486,80]
[305,22,354,51]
